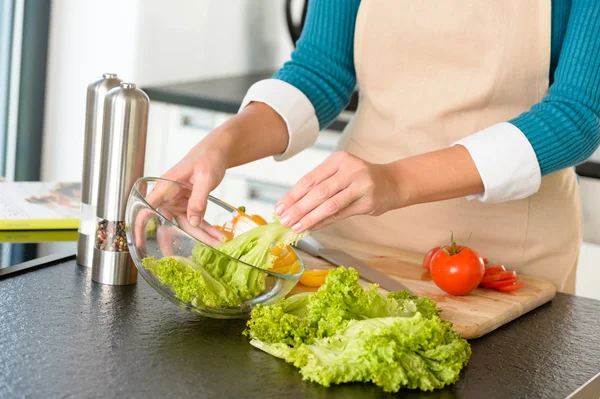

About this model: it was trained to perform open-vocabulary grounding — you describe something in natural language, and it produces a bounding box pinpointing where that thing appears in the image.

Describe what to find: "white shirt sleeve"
[240,81,540,203]
[239,78,320,161]
[452,122,542,203]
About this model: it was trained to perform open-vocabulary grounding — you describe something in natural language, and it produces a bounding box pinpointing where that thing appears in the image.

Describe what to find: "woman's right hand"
[132,142,229,249]
[159,143,229,227]
[156,101,290,226]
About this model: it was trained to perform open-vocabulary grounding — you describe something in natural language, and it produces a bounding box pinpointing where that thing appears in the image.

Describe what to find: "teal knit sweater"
[273,0,600,176]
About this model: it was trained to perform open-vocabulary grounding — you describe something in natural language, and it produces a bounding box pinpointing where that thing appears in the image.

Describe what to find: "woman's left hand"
[274,151,401,233]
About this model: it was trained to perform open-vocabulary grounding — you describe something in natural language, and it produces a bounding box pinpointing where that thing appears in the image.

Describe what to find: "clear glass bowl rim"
[129,176,306,280]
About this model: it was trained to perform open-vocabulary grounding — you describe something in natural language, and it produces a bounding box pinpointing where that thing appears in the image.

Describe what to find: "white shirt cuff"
[452,122,541,203]
[239,79,319,161]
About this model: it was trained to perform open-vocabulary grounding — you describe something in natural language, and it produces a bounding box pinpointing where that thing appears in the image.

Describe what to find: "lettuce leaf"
[142,255,240,307]
[250,314,471,392]
[142,219,308,308]
[244,267,471,392]
[245,267,420,345]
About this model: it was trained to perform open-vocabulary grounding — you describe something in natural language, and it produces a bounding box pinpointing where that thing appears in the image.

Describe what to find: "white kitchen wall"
[41,0,294,182]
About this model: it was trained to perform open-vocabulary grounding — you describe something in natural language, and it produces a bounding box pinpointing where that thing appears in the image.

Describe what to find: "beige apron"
[323,0,583,294]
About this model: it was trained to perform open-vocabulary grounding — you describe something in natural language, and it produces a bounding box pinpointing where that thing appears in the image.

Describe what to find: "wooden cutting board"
[290,234,556,340]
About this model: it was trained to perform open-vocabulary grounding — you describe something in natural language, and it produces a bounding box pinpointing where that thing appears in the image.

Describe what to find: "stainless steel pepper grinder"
[92,82,149,285]
[77,73,122,268]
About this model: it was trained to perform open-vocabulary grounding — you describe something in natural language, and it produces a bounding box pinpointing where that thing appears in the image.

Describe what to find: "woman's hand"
[274,151,403,233]
[154,101,290,226]
[159,145,229,226]
[274,145,486,234]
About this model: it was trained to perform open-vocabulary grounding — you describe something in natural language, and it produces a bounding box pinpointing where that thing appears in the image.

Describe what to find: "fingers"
[133,208,156,248]
[174,215,224,247]
[144,178,179,209]
[289,186,359,232]
[186,172,212,227]
[310,200,366,231]
[156,225,177,257]
[274,153,342,217]
[279,174,352,231]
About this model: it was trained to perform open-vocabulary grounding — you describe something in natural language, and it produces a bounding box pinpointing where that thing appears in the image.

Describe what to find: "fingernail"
[189,216,200,227]
[274,204,285,215]
[291,222,302,232]
[280,215,291,225]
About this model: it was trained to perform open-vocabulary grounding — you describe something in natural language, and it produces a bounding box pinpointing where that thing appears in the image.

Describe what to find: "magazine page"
[0,182,81,229]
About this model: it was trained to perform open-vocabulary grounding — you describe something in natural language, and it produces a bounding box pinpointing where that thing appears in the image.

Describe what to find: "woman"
[161,0,600,294]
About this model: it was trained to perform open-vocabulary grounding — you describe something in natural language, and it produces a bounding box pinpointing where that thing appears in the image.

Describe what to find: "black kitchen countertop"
[1,258,600,398]
[143,72,600,179]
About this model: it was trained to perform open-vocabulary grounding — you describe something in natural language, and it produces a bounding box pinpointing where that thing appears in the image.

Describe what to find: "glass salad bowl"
[124,177,305,319]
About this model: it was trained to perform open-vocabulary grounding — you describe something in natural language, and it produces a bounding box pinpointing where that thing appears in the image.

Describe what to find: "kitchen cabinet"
[145,101,341,217]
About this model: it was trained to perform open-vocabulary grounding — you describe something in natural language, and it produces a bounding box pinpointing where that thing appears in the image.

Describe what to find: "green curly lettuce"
[244,266,471,392]
[245,267,418,345]
[387,290,441,319]
[142,218,308,307]
[141,255,240,307]
[191,220,308,300]
[250,314,471,392]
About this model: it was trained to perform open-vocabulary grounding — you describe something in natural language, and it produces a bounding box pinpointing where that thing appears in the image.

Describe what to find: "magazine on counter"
[0,181,81,230]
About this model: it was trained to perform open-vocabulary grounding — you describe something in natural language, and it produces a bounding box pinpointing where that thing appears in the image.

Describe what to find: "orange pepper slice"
[214,225,234,242]
[270,246,284,256]
[233,207,267,226]
[249,214,268,225]
[273,248,298,268]
[299,269,330,287]
[270,259,302,275]
[220,206,300,267]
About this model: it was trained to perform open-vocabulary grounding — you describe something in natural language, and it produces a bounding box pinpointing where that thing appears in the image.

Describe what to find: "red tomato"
[429,237,485,296]
[484,265,507,275]
[422,247,441,269]
[423,245,463,270]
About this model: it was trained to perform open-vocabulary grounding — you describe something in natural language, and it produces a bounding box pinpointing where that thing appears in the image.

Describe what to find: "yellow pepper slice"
[270,259,302,275]
[273,248,298,268]
[217,206,301,270]
[299,269,331,287]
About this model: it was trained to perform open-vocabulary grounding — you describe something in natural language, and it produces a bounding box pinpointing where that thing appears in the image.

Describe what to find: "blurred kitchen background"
[0,0,598,297]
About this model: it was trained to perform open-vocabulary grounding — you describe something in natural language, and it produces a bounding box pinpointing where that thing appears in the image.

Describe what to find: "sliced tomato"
[481,270,517,284]
[481,277,518,289]
[493,277,520,287]
[495,281,525,292]
[484,265,506,275]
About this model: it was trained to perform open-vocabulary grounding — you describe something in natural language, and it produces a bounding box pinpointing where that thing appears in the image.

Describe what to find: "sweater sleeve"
[453,0,600,204]
[239,0,360,161]
[273,0,360,130]
[509,0,600,176]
